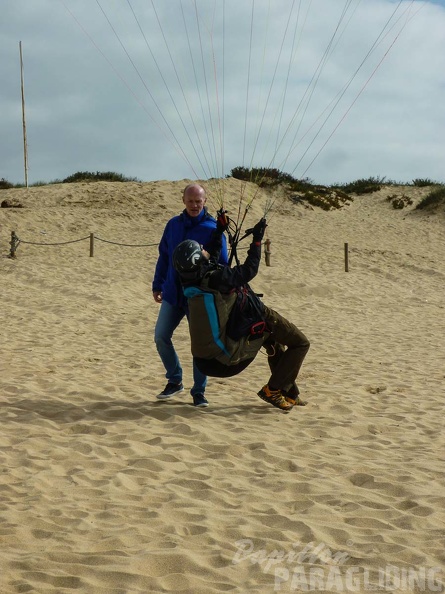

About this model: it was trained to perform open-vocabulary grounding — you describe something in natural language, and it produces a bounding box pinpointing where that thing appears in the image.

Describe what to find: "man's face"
[183,188,206,217]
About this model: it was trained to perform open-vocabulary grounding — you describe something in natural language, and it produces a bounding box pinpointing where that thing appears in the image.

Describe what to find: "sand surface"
[1,178,444,593]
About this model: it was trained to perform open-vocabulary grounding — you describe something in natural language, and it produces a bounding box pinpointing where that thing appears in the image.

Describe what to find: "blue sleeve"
[152,223,170,292]
[219,234,229,265]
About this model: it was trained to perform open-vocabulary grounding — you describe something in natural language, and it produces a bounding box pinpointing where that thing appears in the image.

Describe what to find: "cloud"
[1,0,444,185]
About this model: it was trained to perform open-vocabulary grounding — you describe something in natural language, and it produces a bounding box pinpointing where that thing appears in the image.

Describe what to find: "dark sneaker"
[258,385,293,411]
[156,382,184,400]
[193,393,209,408]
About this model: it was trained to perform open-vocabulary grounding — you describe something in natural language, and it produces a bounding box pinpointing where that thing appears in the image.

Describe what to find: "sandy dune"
[1,178,444,593]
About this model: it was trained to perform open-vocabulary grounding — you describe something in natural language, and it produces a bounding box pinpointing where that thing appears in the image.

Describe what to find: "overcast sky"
[1,0,444,186]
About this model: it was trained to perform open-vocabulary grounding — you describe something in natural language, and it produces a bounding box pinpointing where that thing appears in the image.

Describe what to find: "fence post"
[9,231,18,258]
[344,242,349,272]
[265,238,271,266]
[90,233,94,257]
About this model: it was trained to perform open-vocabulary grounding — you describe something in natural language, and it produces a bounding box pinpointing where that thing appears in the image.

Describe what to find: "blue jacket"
[152,208,229,309]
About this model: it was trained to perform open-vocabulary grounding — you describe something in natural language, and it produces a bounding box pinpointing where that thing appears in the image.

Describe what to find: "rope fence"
[8,231,159,259]
[6,231,437,274]
[6,231,355,270]
[17,229,380,270]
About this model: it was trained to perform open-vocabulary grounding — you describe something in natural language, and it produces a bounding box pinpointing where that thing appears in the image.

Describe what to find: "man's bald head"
[182,183,207,217]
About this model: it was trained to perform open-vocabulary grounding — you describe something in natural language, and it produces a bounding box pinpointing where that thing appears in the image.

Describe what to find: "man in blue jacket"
[152,183,228,407]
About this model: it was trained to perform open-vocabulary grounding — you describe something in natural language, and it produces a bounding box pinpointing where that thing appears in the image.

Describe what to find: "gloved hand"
[216,209,230,234]
[252,218,267,242]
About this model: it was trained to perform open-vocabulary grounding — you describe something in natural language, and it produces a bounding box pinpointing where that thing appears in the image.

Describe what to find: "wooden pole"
[344,242,349,272]
[19,42,29,189]
[90,233,94,257]
[264,238,271,266]
[9,231,18,258]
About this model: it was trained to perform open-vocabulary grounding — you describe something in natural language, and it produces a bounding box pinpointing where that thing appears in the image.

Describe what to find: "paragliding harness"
[183,271,269,377]
[226,283,267,341]
[223,207,268,341]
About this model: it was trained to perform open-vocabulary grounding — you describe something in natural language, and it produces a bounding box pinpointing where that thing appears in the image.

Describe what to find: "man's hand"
[216,209,230,234]
[153,291,163,303]
[252,218,267,242]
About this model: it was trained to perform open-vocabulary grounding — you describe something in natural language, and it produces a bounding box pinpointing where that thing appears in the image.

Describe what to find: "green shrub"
[412,178,437,187]
[0,178,13,190]
[390,195,413,209]
[33,180,53,187]
[62,171,140,183]
[335,176,386,195]
[305,188,352,210]
[229,166,251,182]
[229,166,309,188]
[416,186,445,210]
[230,165,351,210]
[288,178,313,192]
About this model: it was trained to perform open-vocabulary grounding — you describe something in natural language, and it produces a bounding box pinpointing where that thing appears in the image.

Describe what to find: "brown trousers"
[262,305,310,395]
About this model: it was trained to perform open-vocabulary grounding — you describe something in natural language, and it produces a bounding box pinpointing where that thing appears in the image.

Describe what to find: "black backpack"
[226,284,266,341]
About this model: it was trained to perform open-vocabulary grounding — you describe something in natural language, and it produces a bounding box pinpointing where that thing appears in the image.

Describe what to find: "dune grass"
[2,169,444,211]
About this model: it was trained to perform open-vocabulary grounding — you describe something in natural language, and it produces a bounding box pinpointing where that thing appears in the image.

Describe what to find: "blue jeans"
[154,300,207,396]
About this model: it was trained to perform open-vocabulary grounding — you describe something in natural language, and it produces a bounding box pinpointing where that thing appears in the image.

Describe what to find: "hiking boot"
[156,382,184,400]
[257,385,293,411]
[285,394,308,406]
[193,393,209,408]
